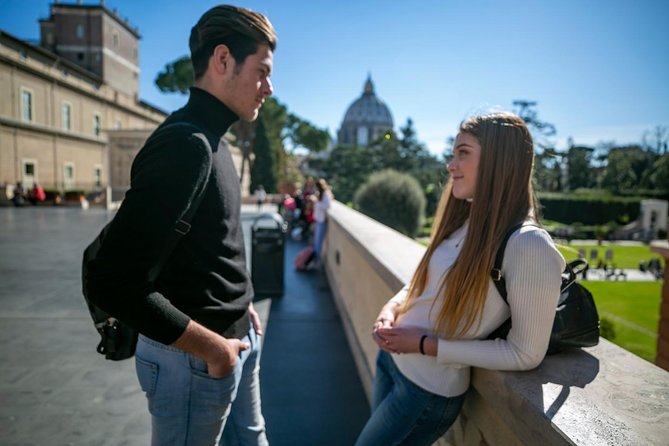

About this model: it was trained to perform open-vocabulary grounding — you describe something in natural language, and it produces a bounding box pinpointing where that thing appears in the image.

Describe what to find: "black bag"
[81,126,212,360]
[81,224,139,360]
[486,225,600,354]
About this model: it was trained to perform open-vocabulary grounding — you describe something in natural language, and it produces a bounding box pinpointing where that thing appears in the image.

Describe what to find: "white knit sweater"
[389,222,565,397]
[314,193,331,223]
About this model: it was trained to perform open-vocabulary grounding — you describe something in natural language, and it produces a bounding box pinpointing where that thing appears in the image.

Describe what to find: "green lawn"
[580,281,662,363]
[557,243,663,269]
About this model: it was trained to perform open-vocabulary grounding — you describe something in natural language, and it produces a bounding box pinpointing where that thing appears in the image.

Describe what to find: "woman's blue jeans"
[135,326,268,446]
[314,220,327,260]
[355,350,467,446]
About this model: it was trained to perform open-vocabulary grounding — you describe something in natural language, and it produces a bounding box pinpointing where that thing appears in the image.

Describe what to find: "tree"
[154,56,193,94]
[646,154,669,192]
[250,115,276,193]
[600,145,655,194]
[155,55,330,192]
[512,100,563,192]
[534,152,563,192]
[322,118,444,210]
[512,100,557,151]
[566,145,595,190]
[399,119,445,215]
[642,125,668,154]
[286,114,331,154]
[322,143,374,203]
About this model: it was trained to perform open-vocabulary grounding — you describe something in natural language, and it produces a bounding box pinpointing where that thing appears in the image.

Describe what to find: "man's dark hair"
[189,5,277,80]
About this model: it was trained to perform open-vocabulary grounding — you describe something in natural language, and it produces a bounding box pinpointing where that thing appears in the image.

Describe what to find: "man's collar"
[187,87,239,138]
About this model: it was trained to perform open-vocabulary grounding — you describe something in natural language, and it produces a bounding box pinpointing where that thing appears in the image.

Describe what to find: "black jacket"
[87,87,251,344]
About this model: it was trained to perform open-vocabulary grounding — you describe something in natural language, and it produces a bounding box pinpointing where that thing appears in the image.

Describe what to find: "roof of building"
[44,2,141,38]
[0,29,102,83]
[341,75,394,127]
[0,29,167,117]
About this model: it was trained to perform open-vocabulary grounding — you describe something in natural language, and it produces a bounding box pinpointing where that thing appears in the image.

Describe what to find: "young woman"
[313,178,333,264]
[355,112,565,446]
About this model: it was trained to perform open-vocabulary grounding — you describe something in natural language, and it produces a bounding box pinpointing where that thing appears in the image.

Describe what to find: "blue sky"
[2,0,668,156]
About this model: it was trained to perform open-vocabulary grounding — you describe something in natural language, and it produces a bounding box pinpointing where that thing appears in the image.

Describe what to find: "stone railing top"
[328,201,669,445]
[327,200,425,291]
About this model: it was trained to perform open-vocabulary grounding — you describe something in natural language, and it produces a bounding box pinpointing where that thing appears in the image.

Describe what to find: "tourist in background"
[28,183,46,205]
[356,112,565,445]
[254,184,267,211]
[11,181,26,207]
[313,178,333,266]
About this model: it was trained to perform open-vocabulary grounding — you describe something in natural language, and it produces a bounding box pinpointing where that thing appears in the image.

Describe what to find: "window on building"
[23,160,36,189]
[93,113,101,136]
[77,52,84,61]
[357,126,369,146]
[114,119,121,129]
[112,31,119,47]
[62,102,72,130]
[94,166,102,189]
[63,163,75,191]
[21,89,33,122]
[76,24,85,39]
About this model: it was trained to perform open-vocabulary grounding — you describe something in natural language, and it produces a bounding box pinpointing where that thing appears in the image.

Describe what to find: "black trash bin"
[251,213,287,296]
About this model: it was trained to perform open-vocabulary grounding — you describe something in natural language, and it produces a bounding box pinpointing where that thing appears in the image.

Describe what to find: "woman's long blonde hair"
[399,112,539,338]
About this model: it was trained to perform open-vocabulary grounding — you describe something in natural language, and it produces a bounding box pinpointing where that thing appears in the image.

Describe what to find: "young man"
[86,5,276,445]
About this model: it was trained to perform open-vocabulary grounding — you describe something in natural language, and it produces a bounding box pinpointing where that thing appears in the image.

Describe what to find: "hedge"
[537,193,642,225]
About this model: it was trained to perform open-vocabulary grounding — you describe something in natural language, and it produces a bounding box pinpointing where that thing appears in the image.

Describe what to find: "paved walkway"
[0,206,368,445]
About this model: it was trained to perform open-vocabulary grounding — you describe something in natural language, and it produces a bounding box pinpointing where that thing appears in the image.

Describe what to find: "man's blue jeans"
[355,350,466,446]
[135,326,268,446]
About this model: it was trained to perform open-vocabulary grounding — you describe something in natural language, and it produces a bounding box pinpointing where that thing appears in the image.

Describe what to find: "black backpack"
[81,125,212,360]
[486,224,600,354]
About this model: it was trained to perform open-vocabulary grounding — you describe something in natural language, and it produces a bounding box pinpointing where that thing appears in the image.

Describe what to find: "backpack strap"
[147,123,214,282]
[490,223,525,304]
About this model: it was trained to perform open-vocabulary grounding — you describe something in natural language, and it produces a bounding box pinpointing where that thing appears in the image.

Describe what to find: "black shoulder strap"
[147,124,214,282]
[490,223,526,304]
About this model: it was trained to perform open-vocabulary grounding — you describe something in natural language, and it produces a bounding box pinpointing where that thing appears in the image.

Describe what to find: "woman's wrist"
[419,334,428,355]
[418,335,437,356]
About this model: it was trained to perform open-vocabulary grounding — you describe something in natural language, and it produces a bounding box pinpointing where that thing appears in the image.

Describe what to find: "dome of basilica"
[337,75,394,146]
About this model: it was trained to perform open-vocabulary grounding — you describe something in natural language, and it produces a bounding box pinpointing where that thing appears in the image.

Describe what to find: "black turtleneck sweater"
[87,87,251,344]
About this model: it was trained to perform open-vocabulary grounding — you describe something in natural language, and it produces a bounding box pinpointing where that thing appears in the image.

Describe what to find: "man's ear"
[210,44,233,76]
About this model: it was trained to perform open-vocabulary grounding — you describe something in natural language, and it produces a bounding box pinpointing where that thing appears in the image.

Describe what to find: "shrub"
[353,169,426,238]
[537,192,641,225]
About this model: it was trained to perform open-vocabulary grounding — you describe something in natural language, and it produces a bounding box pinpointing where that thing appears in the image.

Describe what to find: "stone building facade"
[0,2,165,198]
[0,1,250,206]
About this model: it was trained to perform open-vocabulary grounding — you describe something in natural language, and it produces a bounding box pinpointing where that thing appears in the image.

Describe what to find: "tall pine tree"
[250,115,277,193]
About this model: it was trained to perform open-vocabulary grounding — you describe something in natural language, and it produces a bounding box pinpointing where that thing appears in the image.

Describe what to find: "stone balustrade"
[323,200,669,445]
